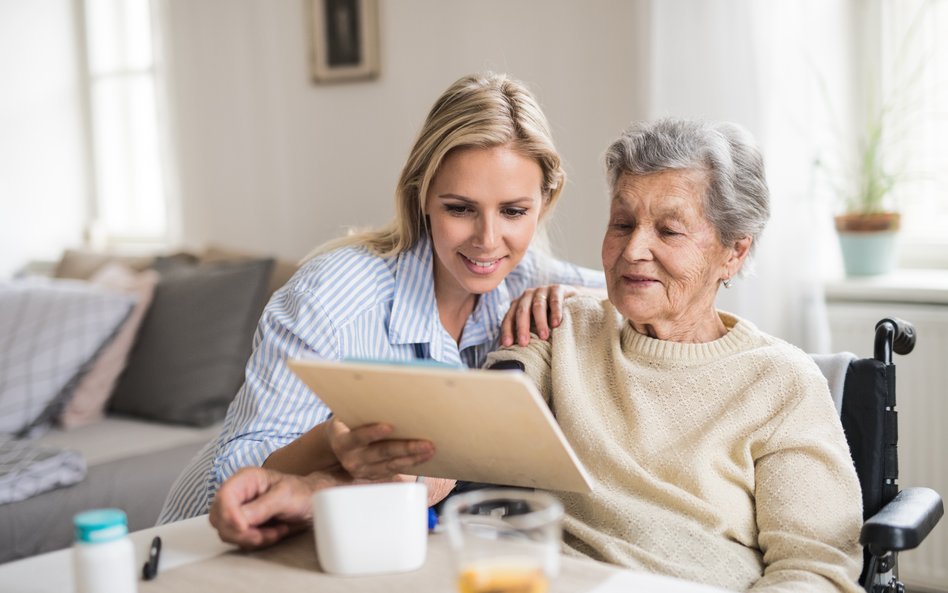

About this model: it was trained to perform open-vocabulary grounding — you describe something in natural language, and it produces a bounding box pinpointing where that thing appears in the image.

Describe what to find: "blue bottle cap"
[427,507,439,531]
[74,509,129,544]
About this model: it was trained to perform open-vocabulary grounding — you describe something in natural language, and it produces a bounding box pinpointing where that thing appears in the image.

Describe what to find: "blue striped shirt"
[158,235,604,523]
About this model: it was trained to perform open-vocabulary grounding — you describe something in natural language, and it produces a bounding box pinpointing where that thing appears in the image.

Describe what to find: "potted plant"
[820,1,932,277]
[831,117,902,277]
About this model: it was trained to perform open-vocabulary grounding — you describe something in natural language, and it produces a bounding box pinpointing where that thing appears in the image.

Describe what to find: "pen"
[142,536,161,581]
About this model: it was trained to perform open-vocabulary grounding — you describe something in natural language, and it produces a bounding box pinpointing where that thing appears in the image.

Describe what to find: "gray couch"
[0,248,296,564]
[0,419,216,562]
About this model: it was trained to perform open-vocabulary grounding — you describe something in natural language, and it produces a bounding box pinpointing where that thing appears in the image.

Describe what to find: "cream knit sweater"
[486,296,863,593]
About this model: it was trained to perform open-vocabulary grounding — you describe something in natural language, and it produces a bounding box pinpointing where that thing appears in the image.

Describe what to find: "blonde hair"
[306,72,564,260]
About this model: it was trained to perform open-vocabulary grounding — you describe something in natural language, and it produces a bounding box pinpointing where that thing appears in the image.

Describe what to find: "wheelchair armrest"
[860,487,944,555]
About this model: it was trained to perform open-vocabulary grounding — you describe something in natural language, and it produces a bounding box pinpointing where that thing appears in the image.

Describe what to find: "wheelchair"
[465,317,944,593]
[836,318,944,593]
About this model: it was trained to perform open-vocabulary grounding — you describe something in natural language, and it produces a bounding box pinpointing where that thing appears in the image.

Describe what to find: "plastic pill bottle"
[73,508,138,593]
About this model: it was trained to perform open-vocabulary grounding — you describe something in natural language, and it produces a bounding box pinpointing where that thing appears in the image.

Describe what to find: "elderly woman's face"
[601,170,742,341]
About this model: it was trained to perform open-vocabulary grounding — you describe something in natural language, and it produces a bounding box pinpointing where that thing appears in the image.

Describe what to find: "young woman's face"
[425,144,545,304]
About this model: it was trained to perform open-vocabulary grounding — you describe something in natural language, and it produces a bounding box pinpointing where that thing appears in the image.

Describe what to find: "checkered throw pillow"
[0,278,135,436]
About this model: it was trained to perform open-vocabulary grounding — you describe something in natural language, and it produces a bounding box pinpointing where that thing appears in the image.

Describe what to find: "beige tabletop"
[0,515,727,593]
[139,529,620,593]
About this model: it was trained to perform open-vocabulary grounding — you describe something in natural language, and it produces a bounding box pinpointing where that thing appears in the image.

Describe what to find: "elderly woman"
[486,118,863,592]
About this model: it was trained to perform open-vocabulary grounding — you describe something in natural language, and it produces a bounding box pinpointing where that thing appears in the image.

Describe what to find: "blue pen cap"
[74,509,129,544]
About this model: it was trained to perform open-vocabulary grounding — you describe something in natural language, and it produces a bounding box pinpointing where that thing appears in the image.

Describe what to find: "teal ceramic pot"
[837,231,898,276]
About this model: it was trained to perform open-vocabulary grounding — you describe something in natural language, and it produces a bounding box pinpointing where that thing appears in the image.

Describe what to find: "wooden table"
[0,515,727,593]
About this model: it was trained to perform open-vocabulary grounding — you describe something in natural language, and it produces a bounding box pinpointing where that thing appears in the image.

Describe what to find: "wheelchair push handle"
[874,317,916,364]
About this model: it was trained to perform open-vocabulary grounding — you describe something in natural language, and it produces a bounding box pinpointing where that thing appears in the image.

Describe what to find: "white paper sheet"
[585,569,736,593]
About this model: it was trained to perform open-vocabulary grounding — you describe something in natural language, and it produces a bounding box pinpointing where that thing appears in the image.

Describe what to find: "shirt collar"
[389,235,437,345]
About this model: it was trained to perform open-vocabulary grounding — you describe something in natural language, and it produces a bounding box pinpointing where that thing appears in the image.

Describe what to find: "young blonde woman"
[159,73,604,543]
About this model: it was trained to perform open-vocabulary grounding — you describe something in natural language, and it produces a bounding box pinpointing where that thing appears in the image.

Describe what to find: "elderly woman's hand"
[501,284,581,347]
[327,418,435,481]
[209,467,348,550]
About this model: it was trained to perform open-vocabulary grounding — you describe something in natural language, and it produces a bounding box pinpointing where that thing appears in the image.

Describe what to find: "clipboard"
[287,358,593,493]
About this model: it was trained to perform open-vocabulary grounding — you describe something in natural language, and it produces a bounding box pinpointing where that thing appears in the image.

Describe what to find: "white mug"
[311,482,428,576]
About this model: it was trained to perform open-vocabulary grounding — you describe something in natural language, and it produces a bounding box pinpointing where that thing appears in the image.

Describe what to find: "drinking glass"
[442,489,563,593]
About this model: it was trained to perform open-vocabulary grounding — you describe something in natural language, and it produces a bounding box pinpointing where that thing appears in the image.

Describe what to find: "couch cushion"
[201,245,298,301]
[53,249,157,280]
[0,278,135,436]
[0,440,206,563]
[59,264,160,430]
[107,257,274,426]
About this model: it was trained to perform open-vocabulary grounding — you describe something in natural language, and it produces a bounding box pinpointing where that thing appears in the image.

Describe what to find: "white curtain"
[644,0,857,352]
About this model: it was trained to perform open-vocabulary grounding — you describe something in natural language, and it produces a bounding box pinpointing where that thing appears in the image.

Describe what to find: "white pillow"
[59,264,159,429]
[0,277,135,436]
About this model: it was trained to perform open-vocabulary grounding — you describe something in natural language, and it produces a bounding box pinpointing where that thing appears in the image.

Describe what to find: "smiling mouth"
[622,274,659,284]
[462,254,504,268]
[460,253,507,276]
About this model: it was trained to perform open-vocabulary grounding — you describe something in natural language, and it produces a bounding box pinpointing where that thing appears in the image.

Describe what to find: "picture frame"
[308,0,380,83]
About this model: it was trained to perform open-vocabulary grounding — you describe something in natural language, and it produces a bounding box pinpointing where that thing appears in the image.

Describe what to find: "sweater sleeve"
[749,364,864,593]
[485,334,554,405]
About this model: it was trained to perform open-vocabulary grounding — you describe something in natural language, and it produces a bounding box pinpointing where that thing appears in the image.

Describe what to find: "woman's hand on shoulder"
[501,284,578,347]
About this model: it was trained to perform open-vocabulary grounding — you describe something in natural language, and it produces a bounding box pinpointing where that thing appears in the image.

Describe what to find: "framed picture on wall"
[309,0,380,83]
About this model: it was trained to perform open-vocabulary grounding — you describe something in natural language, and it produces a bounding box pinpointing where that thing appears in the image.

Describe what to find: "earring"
[722,278,732,289]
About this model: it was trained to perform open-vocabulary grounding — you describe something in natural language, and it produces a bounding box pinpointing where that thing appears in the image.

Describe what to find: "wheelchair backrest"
[839,357,898,522]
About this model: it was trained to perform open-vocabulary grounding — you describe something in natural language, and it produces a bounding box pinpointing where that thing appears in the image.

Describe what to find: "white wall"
[160,0,649,269]
[0,0,88,278]
[0,0,851,351]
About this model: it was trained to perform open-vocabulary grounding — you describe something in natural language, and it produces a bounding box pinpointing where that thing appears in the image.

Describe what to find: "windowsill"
[825,268,948,305]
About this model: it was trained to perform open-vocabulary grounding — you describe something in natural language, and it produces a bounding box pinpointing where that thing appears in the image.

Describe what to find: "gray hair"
[604,118,770,269]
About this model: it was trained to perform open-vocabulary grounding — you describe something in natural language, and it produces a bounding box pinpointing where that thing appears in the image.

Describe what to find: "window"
[81,0,171,247]
[879,0,948,268]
